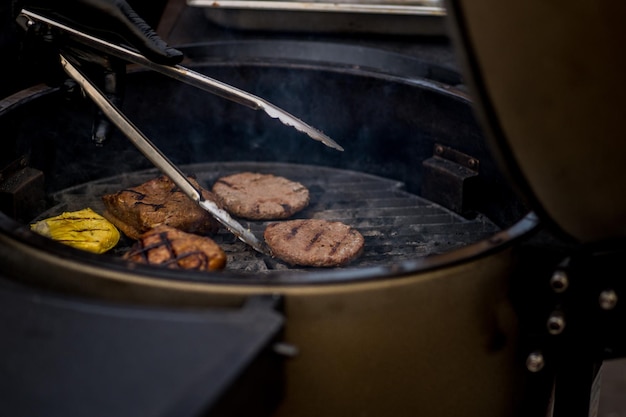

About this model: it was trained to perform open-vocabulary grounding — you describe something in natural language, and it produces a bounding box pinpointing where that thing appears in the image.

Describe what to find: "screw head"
[547,312,566,335]
[550,270,569,293]
[526,351,545,372]
[599,289,618,310]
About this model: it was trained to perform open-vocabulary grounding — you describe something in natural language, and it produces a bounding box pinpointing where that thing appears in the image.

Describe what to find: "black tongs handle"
[19,9,343,152]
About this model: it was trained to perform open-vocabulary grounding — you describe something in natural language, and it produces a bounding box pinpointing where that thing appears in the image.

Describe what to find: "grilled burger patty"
[124,225,226,271]
[264,219,364,267]
[211,172,310,220]
[102,175,221,240]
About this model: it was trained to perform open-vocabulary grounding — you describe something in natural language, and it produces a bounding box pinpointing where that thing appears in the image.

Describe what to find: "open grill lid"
[444,0,626,245]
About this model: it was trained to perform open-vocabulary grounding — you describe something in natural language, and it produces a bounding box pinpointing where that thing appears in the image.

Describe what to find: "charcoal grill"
[1,0,624,413]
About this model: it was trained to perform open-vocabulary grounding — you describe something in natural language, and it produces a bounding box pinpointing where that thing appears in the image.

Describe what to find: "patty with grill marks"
[212,172,309,220]
[124,225,226,271]
[264,219,364,267]
[102,175,221,240]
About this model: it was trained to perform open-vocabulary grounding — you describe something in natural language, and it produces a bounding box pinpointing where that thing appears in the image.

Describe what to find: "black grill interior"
[1,45,529,277]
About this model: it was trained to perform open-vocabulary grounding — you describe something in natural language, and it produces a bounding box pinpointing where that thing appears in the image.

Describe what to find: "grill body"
[0,43,541,416]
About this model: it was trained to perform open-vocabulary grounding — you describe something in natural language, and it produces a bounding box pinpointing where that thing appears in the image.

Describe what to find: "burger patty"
[211,172,310,220]
[101,175,221,240]
[264,219,364,267]
[123,225,226,271]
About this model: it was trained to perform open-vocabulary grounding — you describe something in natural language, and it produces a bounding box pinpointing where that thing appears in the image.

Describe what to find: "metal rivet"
[547,312,566,335]
[599,289,618,310]
[273,342,299,358]
[526,351,545,372]
[550,270,569,293]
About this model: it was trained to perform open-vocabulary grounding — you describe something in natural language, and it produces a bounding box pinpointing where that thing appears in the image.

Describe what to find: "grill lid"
[445,0,626,245]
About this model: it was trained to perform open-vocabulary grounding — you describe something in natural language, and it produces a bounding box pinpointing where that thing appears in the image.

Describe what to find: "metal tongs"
[19,9,344,256]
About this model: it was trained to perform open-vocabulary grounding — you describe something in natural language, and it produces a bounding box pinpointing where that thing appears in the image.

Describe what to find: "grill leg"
[552,359,603,417]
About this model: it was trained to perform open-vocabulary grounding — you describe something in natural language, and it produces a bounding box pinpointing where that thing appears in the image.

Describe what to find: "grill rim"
[0,209,539,286]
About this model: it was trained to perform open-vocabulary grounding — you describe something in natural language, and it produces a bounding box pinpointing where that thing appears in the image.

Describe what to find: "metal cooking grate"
[35,162,500,273]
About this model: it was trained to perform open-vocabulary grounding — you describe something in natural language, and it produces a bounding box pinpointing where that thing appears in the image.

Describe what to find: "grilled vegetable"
[30,208,120,254]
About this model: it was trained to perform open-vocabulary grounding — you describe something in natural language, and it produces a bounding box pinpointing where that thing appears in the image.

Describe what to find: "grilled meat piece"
[264,219,364,267]
[212,172,310,220]
[124,225,226,271]
[102,175,220,240]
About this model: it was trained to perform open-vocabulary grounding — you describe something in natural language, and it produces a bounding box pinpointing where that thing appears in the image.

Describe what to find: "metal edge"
[187,0,446,15]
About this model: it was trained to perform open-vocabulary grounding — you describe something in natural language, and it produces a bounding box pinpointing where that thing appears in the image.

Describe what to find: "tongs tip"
[262,104,344,151]
[307,131,344,152]
[321,136,344,152]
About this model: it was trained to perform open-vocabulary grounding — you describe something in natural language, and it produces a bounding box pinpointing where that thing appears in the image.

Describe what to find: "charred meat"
[124,225,226,271]
[102,175,220,240]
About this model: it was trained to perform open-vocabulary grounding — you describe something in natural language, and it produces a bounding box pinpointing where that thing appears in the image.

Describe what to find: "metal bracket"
[0,157,45,223]
[421,143,480,216]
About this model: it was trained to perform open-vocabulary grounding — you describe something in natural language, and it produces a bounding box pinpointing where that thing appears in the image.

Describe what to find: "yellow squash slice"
[30,208,120,254]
